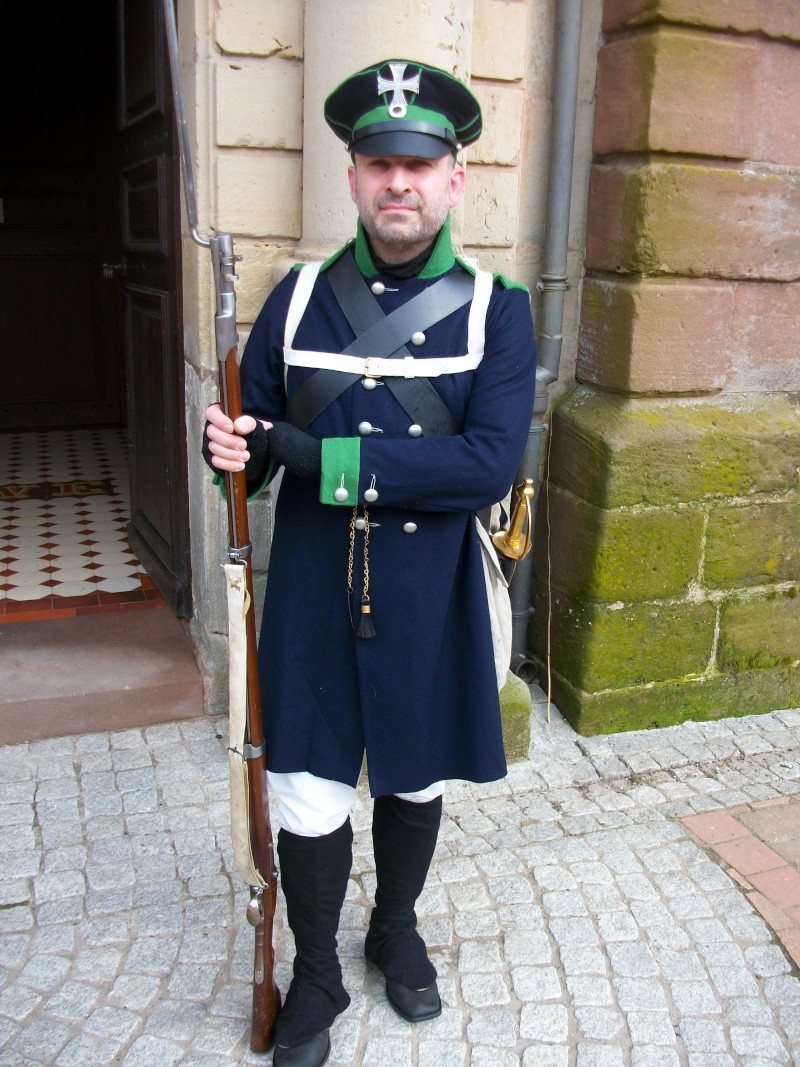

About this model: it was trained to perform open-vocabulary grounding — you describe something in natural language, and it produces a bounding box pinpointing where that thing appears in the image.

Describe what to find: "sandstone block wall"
[581,0,800,395]
[533,389,800,734]
[532,0,800,734]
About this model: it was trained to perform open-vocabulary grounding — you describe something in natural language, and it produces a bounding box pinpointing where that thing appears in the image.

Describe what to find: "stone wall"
[531,0,800,734]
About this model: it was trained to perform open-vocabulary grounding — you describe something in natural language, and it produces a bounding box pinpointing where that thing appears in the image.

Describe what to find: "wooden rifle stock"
[214,239,280,1053]
[218,333,280,1052]
[160,0,279,1049]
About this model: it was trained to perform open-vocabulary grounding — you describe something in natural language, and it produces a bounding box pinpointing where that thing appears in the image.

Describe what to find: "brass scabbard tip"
[491,478,535,561]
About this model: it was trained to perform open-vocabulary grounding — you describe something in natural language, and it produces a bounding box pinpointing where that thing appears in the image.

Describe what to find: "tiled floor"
[683,797,800,968]
[0,428,165,623]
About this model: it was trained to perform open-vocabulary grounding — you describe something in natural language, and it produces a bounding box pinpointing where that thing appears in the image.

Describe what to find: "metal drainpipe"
[508,0,585,676]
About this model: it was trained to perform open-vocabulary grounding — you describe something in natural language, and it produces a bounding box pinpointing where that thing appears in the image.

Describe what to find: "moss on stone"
[542,664,800,737]
[530,583,715,692]
[533,387,800,736]
[535,485,703,601]
[549,386,800,507]
[499,670,532,762]
[718,591,800,672]
[705,500,800,588]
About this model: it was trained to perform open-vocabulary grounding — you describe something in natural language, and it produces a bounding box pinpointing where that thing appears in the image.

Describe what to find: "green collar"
[351,216,456,279]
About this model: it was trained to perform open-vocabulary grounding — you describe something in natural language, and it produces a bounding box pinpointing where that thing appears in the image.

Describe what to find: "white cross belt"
[283,348,483,379]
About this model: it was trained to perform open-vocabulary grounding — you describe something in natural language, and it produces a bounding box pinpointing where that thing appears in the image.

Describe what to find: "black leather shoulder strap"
[287,250,473,435]
[329,251,474,358]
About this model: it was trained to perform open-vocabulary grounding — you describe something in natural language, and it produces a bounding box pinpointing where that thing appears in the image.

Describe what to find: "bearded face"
[348,154,465,263]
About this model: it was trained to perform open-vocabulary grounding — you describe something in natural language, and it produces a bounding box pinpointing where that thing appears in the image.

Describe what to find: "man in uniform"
[204,58,536,1067]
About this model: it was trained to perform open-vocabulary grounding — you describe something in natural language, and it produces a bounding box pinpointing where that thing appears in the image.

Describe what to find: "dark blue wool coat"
[239,227,537,797]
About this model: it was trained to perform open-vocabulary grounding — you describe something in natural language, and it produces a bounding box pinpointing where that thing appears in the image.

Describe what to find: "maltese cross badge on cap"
[377,61,421,118]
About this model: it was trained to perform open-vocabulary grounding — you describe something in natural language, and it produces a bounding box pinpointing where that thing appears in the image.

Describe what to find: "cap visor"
[353,130,453,159]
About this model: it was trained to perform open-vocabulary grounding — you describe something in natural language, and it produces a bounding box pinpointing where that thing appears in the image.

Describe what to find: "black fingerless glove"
[200,419,272,487]
[266,422,322,479]
[242,422,272,484]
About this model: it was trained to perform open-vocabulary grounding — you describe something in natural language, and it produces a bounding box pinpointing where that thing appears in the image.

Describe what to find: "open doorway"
[0,0,192,624]
[0,2,203,742]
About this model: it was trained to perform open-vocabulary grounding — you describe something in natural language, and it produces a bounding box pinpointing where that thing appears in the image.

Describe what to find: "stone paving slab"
[2,699,800,1064]
[683,797,800,972]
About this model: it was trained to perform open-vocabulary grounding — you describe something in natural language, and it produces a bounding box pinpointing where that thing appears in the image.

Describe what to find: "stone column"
[296,0,475,261]
[531,0,800,733]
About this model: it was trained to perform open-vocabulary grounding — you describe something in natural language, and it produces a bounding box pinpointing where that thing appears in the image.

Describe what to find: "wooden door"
[117,0,191,616]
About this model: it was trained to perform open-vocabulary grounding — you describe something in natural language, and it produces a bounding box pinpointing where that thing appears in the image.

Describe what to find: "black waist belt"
[287,250,475,436]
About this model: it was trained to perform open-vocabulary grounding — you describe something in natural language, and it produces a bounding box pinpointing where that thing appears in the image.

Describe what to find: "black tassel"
[356,595,377,638]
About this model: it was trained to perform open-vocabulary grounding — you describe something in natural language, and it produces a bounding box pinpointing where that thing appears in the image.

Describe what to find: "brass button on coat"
[371,281,386,296]
[410,331,426,346]
[407,424,422,438]
[403,522,417,534]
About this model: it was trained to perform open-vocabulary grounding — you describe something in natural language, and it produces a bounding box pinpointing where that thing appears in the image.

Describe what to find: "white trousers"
[269,771,446,837]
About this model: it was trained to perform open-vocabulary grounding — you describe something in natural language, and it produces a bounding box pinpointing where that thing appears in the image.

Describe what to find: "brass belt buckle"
[363,357,382,378]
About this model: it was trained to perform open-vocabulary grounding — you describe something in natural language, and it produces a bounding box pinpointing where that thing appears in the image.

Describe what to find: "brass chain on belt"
[347,507,356,597]
[362,508,371,600]
[346,505,375,637]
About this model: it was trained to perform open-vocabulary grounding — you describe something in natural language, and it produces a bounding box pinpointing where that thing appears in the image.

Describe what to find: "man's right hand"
[204,403,272,472]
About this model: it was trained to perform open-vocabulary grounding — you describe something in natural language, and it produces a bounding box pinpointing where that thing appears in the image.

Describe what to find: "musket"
[161,2,279,1051]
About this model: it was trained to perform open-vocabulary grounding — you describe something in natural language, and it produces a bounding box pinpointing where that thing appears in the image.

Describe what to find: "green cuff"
[245,457,277,500]
[320,438,361,506]
[212,458,276,501]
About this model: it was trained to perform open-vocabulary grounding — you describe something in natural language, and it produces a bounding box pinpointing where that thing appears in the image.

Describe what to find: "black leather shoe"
[273,1029,330,1067]
[385,977,442,1023]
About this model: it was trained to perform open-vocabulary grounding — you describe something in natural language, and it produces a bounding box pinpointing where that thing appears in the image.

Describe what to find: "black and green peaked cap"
[324,58,482,159]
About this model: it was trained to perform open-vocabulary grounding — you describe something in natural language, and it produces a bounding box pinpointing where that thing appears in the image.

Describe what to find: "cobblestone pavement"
[3,697,800,1065]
